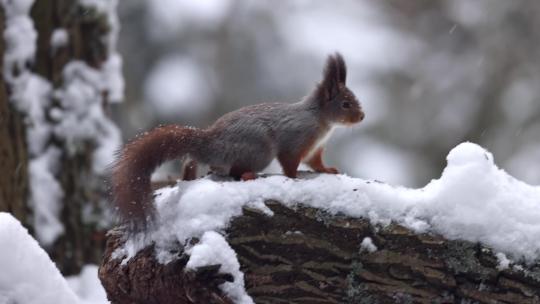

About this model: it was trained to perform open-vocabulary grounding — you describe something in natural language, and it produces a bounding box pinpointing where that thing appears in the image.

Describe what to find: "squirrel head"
[314,53,364,125]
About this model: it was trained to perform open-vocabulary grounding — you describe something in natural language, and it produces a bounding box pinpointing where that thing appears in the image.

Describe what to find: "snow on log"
[99,143,540,303]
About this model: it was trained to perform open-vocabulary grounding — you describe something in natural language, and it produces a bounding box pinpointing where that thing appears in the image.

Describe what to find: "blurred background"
[0,0,539,296]
[115,0,540,187]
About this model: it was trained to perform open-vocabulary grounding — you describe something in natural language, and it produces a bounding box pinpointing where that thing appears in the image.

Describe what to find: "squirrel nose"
[358,111,365,121]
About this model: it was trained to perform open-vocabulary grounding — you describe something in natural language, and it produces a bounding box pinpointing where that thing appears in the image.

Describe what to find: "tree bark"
[29,0,113,275]
[0,8,30,225]
[0,1,115,274]
[99,201,540,304]
[100,229,235,304]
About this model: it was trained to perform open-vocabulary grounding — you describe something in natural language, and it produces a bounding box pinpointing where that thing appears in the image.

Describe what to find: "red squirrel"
[112,53,364,228]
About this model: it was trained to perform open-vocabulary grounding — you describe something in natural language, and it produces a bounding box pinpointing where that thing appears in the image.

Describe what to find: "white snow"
[0,214,109,304]
[0,212,79,304]
[9,72,53,155]
[118,142,540,267]
[360,237,377,253]
[51,28,69,50]
[1,0,36,82]
[28,147,65,245]
[496,252,511,271]
[101,53,124,103]
[52,60,122,174]
[66,265,109,304]
[186,231,254,304]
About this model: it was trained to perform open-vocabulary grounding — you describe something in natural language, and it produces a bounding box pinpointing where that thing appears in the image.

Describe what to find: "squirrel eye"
[342,101,352,109]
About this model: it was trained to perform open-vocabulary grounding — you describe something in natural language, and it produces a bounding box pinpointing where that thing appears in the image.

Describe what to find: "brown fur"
[112,125,203,225]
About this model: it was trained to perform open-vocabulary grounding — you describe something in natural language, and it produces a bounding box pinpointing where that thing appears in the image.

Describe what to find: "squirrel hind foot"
[315,167,339,174]
[240,172,257,181]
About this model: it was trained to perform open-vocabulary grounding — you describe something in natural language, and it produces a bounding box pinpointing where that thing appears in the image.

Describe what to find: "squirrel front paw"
[317,167,339,174]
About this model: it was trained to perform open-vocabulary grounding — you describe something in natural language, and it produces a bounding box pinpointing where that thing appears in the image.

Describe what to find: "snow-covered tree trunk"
[99,200,540,304]
[0,9,30,225]
[1,0,122,274]
[30,0,109,275]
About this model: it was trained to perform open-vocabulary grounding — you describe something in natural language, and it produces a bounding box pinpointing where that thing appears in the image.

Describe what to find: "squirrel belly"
[111,53,364,229]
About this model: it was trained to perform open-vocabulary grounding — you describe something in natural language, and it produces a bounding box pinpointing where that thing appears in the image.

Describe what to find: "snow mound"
[186,231,254,304]
[0,213,79,304]
[423,143,540,260]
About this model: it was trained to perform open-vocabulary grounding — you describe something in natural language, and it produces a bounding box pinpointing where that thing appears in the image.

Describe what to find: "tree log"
[99,201,540,304]
[99,228,234,304]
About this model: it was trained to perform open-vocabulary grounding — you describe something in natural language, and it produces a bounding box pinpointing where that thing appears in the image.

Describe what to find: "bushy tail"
[111,125,203,228]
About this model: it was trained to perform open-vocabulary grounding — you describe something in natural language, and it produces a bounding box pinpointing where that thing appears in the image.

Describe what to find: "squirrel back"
[111,53,364,229]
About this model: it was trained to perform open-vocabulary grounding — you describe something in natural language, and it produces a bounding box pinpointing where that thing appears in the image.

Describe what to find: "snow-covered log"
[100,200,540,303]
[100,228,235,304]
[99,143,540,303]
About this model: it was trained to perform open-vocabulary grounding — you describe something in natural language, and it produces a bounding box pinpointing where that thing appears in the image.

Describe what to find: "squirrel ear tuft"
[335,53,347,84]
[318,53,346,101]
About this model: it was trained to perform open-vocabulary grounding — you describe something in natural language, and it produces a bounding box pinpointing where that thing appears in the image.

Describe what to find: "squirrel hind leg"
[229,166,258,181]
[278,153,301,178]
[240,171,257,181]
[182,159,198,181]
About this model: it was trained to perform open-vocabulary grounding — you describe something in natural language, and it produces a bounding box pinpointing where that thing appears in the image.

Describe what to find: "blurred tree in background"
[0,0,120,274]
[117,0,540,187]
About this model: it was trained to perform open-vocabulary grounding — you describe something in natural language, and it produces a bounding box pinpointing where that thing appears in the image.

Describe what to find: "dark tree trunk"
[1,1,116,275]
[0,9,30,225]
[99,201,540,304]
[29,0,113,275]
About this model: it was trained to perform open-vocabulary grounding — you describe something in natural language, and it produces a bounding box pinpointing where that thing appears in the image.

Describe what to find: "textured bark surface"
[100,201,540,304]
[99,229,234,304]
[0,8,30,224]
